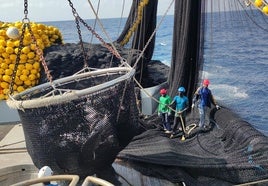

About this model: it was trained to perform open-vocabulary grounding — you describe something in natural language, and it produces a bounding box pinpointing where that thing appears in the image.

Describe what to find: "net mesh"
[118,107,268,184]
[5,0,268,184]
[12,69,141,177]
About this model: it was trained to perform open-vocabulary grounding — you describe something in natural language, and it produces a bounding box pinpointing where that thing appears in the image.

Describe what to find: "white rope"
[82,176,114,186]
[134,78,177,114]
[117,0,126,37]
[89,0,101,43]
[86,0,123,61]
[11,175,80,186]
[133,0,175,69]
[7,67,135,110]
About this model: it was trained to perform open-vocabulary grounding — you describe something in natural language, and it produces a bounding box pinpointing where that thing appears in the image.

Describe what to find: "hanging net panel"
[115,1,268,184]
[7,66,142,177]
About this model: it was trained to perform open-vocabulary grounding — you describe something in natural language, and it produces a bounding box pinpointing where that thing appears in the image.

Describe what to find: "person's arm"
[167,96,172,115]
[192,87,201,102]
[169,96,176,106]
[191,87,200,108]
[186,97,189,108]
[210,93,220,109]
[157,97,161,115]
[211,94,217,105]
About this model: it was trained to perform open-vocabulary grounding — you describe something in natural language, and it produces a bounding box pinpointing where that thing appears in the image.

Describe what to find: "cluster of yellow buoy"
[120,0,149,46]
[0,21,63,100]
[251,0,268,15]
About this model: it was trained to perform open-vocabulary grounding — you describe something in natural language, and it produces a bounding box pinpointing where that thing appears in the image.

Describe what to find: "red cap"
[203,79,210,86]
[160,89,167,95]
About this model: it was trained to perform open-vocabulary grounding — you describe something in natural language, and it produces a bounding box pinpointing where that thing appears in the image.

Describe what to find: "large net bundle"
[118,107,268,184]
[7,66,141,177]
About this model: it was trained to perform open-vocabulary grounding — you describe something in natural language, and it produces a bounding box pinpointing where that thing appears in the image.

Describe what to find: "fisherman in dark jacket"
[192,79,220,128]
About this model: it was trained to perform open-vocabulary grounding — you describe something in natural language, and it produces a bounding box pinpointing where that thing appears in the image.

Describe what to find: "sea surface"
[43,11,268,136]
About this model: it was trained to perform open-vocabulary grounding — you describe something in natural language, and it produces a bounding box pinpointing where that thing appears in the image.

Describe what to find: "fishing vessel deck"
[0,123,178,186]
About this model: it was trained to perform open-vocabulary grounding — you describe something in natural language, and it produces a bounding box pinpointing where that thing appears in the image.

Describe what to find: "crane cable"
[86,0,123,62]
[132,0,175,69]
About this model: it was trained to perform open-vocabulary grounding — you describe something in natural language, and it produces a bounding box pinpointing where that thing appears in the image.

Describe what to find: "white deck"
[0,101,20,124]
[0,124,39,185]
[0,124,33,169]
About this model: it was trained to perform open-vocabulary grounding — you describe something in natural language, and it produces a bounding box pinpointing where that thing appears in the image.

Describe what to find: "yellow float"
[0,21,63,100]
[263,5,268,14]
[254,0,263,7]
[247,0,268,15]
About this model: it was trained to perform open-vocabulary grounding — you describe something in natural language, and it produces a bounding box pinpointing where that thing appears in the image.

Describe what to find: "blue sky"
[0,0,174,22]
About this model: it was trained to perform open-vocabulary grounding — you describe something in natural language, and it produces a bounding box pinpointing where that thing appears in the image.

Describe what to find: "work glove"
[191,103,195,109]
[216,105,221,110]
[168,112,171,116]
[158,112,160,116]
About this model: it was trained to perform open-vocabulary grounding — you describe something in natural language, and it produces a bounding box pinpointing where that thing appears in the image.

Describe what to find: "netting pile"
[7,67,142,177]
[114,1,268,183]
[118,107,268,184]
[5,0,268,185]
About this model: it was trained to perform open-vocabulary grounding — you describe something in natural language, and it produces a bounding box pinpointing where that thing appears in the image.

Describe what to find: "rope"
[113,0,127,68]
[87,0,114,68]
[7,67,135,109]
[9,0,54,96]
[238,0,268,32]
[246,0,268,16]
[117,0,126,37]
[67,0,122,62]
[86,0,123,62]
[234,178,268,185]
[207,0,214,68]
[12,175,80,186]
[119,0,150,46]
[82,176,114,186]
[132,0,175,69]
[89,0,101,43]
[133,78,176,114]
[116,63,132,123]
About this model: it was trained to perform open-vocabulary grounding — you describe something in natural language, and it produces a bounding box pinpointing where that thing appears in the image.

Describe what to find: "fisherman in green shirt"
[158,88,172,133]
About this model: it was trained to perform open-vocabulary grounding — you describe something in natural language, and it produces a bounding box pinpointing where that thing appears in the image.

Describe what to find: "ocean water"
[43,12,268,136]
[202,11,268,136]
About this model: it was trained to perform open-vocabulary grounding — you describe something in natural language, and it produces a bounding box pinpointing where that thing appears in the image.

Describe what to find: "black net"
[12,69,141,177]
[5,0,268,185]
[167,0,203,99]
[117,0,158,86]
[113,1,268,184]
[118,107,268,184]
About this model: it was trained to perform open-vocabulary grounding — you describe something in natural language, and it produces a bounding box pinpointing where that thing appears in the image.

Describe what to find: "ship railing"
[10,174,115,186]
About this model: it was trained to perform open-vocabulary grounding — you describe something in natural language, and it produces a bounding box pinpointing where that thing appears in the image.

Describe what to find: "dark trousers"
[161,113,171,131]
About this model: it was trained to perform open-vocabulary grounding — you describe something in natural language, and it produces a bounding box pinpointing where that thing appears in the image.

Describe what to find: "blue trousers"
[198,105,209,127]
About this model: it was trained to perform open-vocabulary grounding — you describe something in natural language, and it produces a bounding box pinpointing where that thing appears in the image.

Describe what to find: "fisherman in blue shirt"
[192,79,220,128]
[170,87,189,135]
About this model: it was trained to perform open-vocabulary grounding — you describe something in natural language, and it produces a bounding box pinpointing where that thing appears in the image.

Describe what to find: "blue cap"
[178,87,185,92]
